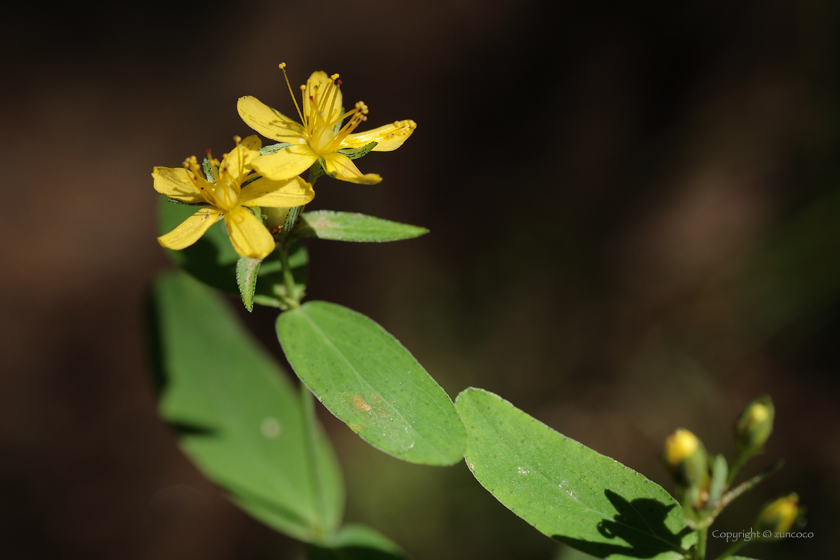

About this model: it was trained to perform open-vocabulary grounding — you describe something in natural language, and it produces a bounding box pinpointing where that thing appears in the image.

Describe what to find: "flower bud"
[734,395,774,454]
[755,494,802,536]
[662,429,709,490]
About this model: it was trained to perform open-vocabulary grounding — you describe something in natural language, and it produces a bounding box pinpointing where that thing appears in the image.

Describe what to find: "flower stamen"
[279,63,305,124]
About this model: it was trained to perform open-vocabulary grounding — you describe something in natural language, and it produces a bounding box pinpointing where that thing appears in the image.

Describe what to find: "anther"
[233,135,241,144]
[279,62,286,69]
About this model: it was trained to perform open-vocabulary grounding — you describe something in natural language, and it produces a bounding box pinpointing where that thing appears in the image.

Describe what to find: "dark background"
[2,0,839,558]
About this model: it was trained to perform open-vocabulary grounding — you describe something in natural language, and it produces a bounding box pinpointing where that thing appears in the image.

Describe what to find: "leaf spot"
[517,466,529,475]
[260,417,282,439]
[353,394,372,412]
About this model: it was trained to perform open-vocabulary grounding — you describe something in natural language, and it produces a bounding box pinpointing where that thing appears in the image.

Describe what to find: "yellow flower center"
[279,63,370,157]
[184,137,248,211]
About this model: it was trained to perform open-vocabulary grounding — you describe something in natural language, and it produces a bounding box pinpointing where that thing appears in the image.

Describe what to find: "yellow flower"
[237,63,416,184]
[154,135,314,259]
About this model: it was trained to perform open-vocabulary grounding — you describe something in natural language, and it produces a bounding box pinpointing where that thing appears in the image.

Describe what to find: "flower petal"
[153,166,205,204]
[251,144,319,181]
[304,71,343,126]
[225,205,275,259]
[158,207,222,250]
[241,134,261,152]
[220,142,260,186]
[342,120,417,152]
[322,153,382,185]
[240,176,315,208]
[238,96,307,144]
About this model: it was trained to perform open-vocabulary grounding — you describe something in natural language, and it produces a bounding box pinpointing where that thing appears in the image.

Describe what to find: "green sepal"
[708,454,728,508]
[337,142,378,160]
[259,142,293,155]
[236,256,262,312]
[294,211,428,242]
[165,198,209,207]
[202,157,216,182]
[332,107,345,135]
[310,159,328,183]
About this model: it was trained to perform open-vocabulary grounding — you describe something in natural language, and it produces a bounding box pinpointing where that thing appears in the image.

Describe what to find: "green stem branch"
[695,527,708,560]
[277,243,299,309]
[712,539,748,560]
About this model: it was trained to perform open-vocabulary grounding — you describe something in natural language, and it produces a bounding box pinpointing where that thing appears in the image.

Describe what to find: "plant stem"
[695,527,708,559]
[726,451,751,486]
[712,539,748,560]
[277,243,299,309]
[712,460,783,519]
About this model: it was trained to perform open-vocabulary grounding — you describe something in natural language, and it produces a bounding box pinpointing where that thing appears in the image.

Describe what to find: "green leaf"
[236,256,262,312]
[157,195,308,308]
[337,141,378,160]
[455,388,695,559]
[147,272,343,542]
[308,524,406,560]
[294,211,429,242]
[276,301,466,465]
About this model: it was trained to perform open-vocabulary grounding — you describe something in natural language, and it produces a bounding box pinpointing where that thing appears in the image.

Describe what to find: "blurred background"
[2,0,840,558]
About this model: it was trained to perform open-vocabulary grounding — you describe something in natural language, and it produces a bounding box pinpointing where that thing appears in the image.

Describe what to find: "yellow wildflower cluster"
[156,64,416,259]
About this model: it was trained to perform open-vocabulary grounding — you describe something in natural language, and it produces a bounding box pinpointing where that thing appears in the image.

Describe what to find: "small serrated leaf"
[337,142,378,160]
[294,211,428,242]
[236,256,262,312]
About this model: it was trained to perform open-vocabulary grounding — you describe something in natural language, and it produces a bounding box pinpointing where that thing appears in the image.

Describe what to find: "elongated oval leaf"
[294,211,428,242]
[147,272,342,542]
[455,388,695,559]
[158,195,308,308]
[276,301,466,465]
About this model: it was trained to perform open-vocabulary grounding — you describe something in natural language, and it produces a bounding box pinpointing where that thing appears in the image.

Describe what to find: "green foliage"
[147,272,342,543]
[277,301,467,466]
[455,388,695,559]
[294,211,429,242]
[158,196,308,308]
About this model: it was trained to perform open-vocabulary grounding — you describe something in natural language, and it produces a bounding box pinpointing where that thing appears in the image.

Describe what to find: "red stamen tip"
[336,79,343,86]
[205,148,212,154]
